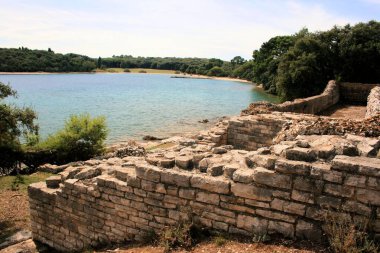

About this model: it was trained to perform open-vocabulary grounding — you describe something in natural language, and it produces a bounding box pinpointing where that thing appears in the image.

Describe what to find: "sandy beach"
[0,71,253,83]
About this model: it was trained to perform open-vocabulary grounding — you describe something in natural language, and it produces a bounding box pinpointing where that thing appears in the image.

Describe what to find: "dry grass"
[324,211,379,253]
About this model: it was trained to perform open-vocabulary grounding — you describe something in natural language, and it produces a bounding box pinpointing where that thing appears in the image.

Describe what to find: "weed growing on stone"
[324,211,379,253]
[213,234,228,246]
[159,222,194,252]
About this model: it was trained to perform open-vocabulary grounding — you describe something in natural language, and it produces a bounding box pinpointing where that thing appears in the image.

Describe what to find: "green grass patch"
[0,172,53,193]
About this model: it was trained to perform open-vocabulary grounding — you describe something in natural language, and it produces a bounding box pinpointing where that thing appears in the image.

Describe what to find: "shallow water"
[1,74,278,143]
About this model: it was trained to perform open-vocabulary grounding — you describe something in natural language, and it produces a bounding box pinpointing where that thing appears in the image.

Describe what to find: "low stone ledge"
[332,155,380,177]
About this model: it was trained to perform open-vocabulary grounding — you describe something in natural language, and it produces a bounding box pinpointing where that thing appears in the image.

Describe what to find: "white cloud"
[0,0,361,60]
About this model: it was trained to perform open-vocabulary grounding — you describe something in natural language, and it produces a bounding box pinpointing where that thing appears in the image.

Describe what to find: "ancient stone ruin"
[28,81,380,252]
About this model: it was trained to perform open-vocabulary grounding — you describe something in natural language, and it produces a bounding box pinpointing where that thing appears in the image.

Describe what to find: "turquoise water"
[0,74,277,143]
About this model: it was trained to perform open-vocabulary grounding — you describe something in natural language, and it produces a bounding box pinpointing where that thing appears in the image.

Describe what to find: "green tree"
[0,82,38,174]
[207,66,226,77]
[231,56,246,66]
[252,35,297,93]
[276,36,332,101]
[97,57,102,68]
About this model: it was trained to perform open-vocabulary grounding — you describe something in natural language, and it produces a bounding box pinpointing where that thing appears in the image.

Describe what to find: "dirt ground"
[318,104,367,119]
[0,189,32,242]
[95,240,327,253]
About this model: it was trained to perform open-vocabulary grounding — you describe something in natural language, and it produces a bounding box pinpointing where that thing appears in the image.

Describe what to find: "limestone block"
[246,155,277,169]
[344,174,366,188]
[135,165,161,183]
[342,200,372,216]
[196,192,220,205]
[160,159,175,168]
[213,221,229,231]
[268,220,294,238]
[237,214,268,234]
[175,155,193,170]
[213,147,227,154]
[252,167,292,189]
[191,174,230,194]
[313,144,335,159]
[207,163,224,176]
[270,198,306,216]
[198,158,211,172]
[59,166,81,181]
[220,202,255,214]
[46,176,61,189]
[324,184,355,198]
[332,155,380,177]
[310,163,329,179]
[356,188,380,206]
[178,188,196,199]
[244,199,270,208]
[322,170,343,184]
[275,159,311,176]
[231,183,272,201]
[316,195,341,209]
[256,209,296,223]
[223,164,240,179]
[160,169,192,187]
[232,169,254,183]
[285,148,316,162]
[291,190,314,204]
[368,177,380,190]
[272,144,292,156]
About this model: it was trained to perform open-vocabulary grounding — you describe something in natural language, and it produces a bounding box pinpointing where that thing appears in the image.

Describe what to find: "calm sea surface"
[1,74,278,143]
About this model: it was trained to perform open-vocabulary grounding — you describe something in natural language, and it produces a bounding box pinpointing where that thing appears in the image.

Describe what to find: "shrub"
[139,70,147,73]
[124,68,131,72]
[324,210,379,253]
[37,114,108,164]
[159,222,193,252]
[213,234,228,246]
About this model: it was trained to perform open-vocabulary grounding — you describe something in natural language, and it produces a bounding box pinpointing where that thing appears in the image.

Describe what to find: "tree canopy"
[252,21,380,101]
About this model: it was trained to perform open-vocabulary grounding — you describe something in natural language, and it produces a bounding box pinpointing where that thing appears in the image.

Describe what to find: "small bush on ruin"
[159,222,194,252]
[213,234,228,246]
[324,210,379,253]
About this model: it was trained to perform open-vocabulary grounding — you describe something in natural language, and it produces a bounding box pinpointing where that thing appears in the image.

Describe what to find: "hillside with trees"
[0,47,96,72]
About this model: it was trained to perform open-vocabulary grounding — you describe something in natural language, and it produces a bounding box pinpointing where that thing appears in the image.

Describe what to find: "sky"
[0,0,379,60]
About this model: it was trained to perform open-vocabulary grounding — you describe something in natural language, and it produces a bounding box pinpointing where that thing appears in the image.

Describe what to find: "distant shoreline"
[0,71,252,84]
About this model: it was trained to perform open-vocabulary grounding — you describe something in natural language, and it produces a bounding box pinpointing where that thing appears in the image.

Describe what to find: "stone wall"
[340,82,380,105]
[276,80,340,114]
[28,124,380,252]
[226,114,289,150]
[242,80,340,116]
[366,87,380,118]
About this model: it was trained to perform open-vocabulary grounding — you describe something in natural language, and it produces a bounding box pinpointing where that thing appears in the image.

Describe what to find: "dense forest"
[0,47,96,72]
[0,20,379,101]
